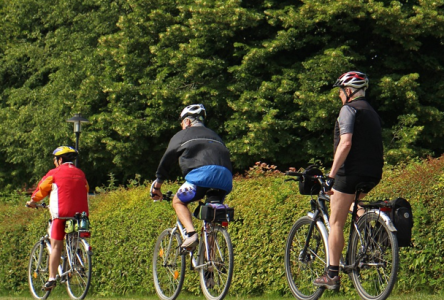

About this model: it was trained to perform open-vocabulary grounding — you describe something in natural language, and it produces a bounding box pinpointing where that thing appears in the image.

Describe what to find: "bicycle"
[152,191,234,300]
[27,203,93,300]
[284,172,399,300]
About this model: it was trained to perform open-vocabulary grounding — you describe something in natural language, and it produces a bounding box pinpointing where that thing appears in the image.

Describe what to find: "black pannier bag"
[299,165,323,195]
[195,203,234,223]
[389,198,414,247]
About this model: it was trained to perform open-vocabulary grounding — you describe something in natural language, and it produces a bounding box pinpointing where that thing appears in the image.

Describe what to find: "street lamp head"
[66,113,90,133]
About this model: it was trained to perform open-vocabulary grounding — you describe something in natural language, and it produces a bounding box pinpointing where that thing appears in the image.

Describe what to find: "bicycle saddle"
[205,188,226,204]
[355,182,375,194]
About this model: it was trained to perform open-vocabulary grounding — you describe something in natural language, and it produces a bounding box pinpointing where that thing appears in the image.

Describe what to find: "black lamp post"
[66,113,90,167]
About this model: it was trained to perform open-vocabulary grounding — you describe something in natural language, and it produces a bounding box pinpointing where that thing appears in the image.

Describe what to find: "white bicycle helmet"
[333,71,369,90]
[179,104,206,121]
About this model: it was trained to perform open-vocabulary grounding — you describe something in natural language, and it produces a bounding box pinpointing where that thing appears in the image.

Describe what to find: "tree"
[0,0,443,190]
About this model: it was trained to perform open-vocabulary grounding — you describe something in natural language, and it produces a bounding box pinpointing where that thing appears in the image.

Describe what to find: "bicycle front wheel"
[153,228,186,300]
[198,225,233,300]
[28,240,51,300]
[285,216,328,300]
[66,237,92,300]
[349,212,399,300]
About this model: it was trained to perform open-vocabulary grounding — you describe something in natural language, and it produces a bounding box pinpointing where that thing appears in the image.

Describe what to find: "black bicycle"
[284,172,399,300]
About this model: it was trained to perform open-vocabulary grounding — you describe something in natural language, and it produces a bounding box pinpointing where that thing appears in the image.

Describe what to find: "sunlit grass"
[2,293,444,300]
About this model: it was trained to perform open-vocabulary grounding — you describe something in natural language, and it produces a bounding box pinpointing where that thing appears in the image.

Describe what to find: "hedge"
[1,156,444,297]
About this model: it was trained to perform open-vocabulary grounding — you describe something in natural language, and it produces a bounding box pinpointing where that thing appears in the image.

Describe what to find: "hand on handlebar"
[150,180,163,202]
[26,201,47,209]
[26,200,37,208]
[322,176,335,194]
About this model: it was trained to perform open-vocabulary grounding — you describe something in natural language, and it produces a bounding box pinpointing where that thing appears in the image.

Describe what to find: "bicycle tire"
[28,240,52,300]
[198,225,233,300]
[349,212,399,300]
[153,228,186,300]
[66,237,92,300]
[285,216,329,300]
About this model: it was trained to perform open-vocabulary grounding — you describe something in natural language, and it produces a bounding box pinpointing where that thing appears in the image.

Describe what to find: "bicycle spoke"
[199,225,233,300]
[66,237,92,300]
[285,216,328,300]
[28,241,51,300]
[153,229,185,300]
[349,213,399,300]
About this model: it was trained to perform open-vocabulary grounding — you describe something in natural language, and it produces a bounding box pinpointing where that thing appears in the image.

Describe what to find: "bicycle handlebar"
[152,191,173,203]
[285,171,328,183]
[25,202,48,209]
[162,191,173,201]
[285,171,332,195]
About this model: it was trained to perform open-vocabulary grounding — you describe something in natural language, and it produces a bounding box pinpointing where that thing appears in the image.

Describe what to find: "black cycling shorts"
[333,175,380,195]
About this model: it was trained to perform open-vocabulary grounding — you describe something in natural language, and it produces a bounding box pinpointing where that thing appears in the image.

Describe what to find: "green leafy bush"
[1,157,444,296]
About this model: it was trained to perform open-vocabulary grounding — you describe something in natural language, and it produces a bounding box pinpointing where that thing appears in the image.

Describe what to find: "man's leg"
[172,194,199,248]
[49,239,63,278]
[314,189,354,289]
[172,194,195,233]
[43,238,63,290]
[329,190,355,266]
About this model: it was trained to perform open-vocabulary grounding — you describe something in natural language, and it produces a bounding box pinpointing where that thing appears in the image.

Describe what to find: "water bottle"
[79,212,89,230]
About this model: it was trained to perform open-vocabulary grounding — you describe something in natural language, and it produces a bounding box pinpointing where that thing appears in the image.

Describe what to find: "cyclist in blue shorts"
[151,104,233,248]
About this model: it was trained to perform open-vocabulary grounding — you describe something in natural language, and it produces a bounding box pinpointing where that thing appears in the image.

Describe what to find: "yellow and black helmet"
[52,146,78,162]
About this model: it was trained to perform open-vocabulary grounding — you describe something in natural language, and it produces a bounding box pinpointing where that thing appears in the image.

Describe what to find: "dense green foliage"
[0,0,443,189]
[1,156,444,296]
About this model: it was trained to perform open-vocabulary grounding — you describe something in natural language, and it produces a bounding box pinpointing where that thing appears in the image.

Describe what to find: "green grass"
[2,293,444,300]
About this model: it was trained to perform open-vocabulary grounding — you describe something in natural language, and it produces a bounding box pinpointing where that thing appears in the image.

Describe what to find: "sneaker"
[181,234,198,249]
[42,280,56,291]
[313,273,340,290]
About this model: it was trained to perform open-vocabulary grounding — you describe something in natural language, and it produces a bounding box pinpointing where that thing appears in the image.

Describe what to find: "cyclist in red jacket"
[27,146,89,291]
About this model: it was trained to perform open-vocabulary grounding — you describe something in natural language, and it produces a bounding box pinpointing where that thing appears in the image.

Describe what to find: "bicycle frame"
[301,186,396,271]
[169,218,213,271]
[285,171,400,300]
[63,232,92,278]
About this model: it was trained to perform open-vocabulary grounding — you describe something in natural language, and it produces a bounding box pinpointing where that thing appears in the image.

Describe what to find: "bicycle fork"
[34,238,52,275]
[302,209,325,263]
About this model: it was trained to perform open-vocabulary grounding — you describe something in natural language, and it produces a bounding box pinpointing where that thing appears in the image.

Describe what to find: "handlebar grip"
[152,191,173,202]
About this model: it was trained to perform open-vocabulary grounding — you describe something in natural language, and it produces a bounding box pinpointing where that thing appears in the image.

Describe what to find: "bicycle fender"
[365,210,397,232]
[80,238,93,256]
[307,213,330,249]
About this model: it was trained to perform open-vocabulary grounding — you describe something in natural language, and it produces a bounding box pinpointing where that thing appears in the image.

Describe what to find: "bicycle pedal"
[179,247,192,255]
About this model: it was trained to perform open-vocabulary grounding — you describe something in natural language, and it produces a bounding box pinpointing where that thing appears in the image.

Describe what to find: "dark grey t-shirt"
[338,105,357,135]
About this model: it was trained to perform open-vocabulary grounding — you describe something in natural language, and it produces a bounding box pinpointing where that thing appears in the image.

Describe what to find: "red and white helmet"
[333,71,369,90]
[179,104,206,121]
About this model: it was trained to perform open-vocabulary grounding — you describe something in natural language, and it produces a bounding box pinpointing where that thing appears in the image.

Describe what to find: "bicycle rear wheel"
[285,216,328,300]
[66,237,92,300]
[153,228,186,300]
[28,240,52,300]
[349,212,399,300]
[198,225,233,300]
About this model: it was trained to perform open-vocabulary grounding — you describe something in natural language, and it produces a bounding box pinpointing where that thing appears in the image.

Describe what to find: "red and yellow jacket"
[31,163,89,219]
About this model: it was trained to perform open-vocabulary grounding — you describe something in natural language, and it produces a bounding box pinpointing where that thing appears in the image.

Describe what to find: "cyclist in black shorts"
[151,104,233,249]
[314,71,383,290]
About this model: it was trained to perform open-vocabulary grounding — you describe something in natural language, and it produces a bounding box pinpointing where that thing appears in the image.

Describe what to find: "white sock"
[48,277,56,281]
